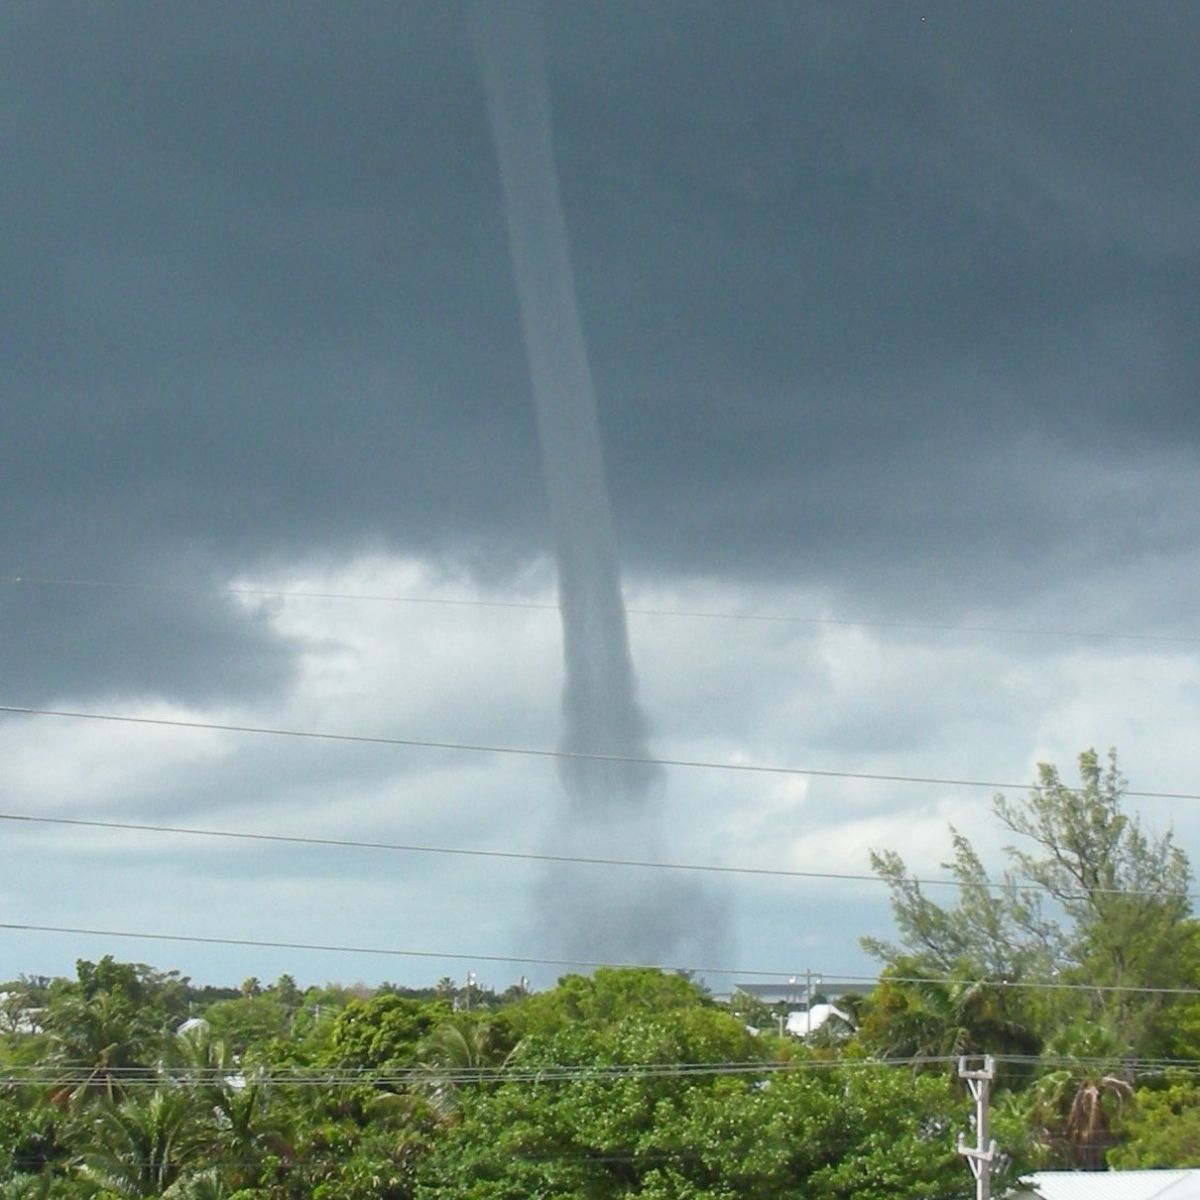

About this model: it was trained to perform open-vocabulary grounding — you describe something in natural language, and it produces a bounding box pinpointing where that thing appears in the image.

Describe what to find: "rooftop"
[1014,1169,1200,1199]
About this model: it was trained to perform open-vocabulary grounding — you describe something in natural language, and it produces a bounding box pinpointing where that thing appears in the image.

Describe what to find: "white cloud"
[4,552,1198,988]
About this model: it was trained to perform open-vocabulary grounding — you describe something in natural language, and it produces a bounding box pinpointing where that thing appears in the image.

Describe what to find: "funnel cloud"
[473,1,725,964]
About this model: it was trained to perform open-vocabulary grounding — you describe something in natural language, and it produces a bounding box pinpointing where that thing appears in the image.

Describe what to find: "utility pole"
[804,968,822,1036]
[958,1056,997,1200]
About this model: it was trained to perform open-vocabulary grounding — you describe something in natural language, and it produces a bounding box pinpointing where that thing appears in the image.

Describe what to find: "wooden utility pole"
[957,1056,997,1200]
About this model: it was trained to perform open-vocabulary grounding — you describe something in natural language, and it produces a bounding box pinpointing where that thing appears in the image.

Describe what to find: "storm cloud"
[2,1,1197,985]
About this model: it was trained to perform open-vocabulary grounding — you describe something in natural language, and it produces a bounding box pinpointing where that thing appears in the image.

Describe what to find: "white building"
[1012,1169,1200,1199]
[784,1002,851,1038]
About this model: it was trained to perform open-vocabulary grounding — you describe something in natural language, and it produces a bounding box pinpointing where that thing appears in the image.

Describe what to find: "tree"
[170,1032,288,1190]
[76,1089,203,1197]
[862,749,1193,1061]
[411,972,772,1199]
[328,994,449,1071]
[417,1014,515,1117]
[43,989,160,1099]
[415,1043,966,1200]
[269,975,303,1009]
[995,749,1192,1051]
[856,959,1040,1066]
[37,959,198,1100]
[1009,1019,1135,1171]
[0,1095,74,1187]
[1108,1074,1200,1168]
[200,994,289,1057]
[0,981,48,1038]
[502,968,718,1040]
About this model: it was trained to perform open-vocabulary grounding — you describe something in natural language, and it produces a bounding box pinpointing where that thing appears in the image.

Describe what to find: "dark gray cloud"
[3,1,1198,702]
[0,579,295,703]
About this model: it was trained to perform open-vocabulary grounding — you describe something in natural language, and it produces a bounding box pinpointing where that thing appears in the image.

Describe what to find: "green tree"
[648,1065,968,1199]
[76,1089,203,1197]
[995,750,1192,1051]
[0,1095,74,1186]
[37,959,196,1100]
[269,976,302,1009]
[170,1033,289,1191]
[328,995,449,1071]
[43,990,160,1099]
[1024,1032,1133,1172]
[1108,1074,1200,1168]
[417,1014,516,1117]
[862,749,1192,1062]
[1156,923,1200,1060]
[412,973,771,1200]
[416,1047,965,1200]
[856,959,1040,1066]
[502,968,717,1040]
[200,996,290,1058]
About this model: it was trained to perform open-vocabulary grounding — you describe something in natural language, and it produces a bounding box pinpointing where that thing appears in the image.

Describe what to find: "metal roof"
[732,980,873,999]
[1016,1170,1200,1199]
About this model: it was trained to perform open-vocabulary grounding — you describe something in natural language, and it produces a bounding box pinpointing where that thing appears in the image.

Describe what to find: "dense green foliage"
[2,750,1198,1196]
[0,962,974,1198]
[860,749,1200,1173]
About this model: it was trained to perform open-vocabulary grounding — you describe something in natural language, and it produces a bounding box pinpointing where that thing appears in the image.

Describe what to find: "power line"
[0,1057,962,1088]
[3,921,1198,996]
[0,918,799,979]
[10,1054,1200,1091]
[2,705,1196,800]
[4,1065,793,1082]
[4,809,1197,903]
[997,1054,1200,1072]
[806,973,1199,997]
[0,919,824,981]
[3,572,1195,646]
[0,1063,1058,1088]
[0,808,899,886]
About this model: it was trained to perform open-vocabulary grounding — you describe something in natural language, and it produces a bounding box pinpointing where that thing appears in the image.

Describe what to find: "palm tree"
[1029,1023,1134,1169]
[859,961,1040,1066]
[0,1174,55,1200]
[169,1027,289,1189]
[76,1088,202,1197]
[418,1015,514,1116]
[43,990,159,1100]
[162,1168,233,1199]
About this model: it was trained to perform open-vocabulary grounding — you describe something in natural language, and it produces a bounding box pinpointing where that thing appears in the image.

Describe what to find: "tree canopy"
[2,749,1199,1194]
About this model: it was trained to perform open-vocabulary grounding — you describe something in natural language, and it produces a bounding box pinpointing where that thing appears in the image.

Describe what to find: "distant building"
[0,992,44,1035]
[727,979,872,1007]
[725,980,863,1039]
[785,1002,850,1037]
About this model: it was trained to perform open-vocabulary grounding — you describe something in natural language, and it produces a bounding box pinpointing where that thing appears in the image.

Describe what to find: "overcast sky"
[3,0,1199,992]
